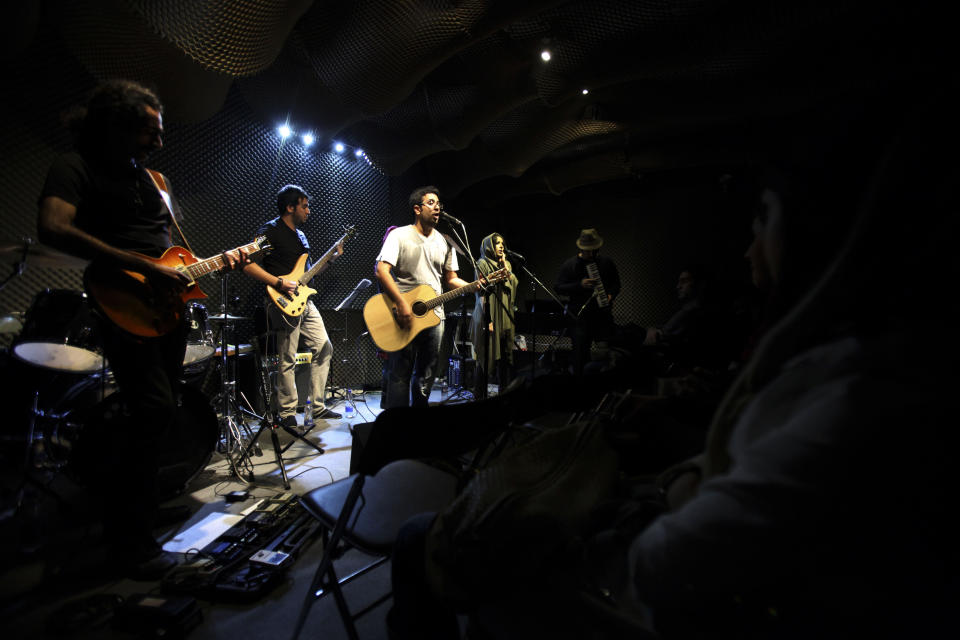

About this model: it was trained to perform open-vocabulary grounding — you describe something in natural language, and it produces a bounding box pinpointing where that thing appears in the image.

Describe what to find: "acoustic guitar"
[363,268,510,352]
[267,225,356,317]
[85,236,269,337]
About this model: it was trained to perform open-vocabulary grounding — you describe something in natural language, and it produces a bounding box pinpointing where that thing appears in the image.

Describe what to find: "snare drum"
[183,301,215,366]
[13,289,106,373]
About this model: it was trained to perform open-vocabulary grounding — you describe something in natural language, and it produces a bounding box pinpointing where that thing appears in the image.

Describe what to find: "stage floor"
[0,385,483,640]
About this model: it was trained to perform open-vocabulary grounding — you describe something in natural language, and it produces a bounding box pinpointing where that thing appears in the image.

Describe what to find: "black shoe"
[314,407,342,420]
[154,505,192,528]
[280,415,298,429]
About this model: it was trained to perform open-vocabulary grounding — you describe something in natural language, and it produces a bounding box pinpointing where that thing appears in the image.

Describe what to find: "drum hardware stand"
[209,272,258,480]
[0,237,29,293]
[2,389,74,521]
[234,336,325,490]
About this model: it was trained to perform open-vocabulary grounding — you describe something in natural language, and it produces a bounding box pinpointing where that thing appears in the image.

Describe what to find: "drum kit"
[0,241,254,505]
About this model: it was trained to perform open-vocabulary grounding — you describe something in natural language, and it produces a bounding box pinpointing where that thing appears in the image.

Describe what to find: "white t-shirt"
[377,224,458,318]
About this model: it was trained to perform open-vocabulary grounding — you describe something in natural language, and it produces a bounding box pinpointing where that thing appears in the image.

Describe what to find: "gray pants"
[268,300,333,417]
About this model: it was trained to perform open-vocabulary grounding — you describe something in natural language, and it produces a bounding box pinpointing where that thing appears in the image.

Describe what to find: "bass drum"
[46,380,218,501]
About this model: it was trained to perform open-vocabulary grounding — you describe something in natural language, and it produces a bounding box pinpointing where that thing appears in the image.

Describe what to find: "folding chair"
[289,400,515,640]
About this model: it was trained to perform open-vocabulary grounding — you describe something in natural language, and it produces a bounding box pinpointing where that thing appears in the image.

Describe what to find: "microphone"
[505,248,526,262]
[439,210,463,226]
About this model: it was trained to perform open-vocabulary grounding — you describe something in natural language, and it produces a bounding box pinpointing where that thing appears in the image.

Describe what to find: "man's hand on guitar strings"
[330,239,346,262]
[276,278,297,295]
[144,262,189,299]
[394,298,413,329]
[222,247,252,271]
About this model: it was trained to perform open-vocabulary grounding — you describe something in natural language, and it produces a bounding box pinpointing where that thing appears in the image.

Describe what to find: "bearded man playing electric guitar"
[375,186,480,408]
[241,184,344,427]
[37,80,250,579]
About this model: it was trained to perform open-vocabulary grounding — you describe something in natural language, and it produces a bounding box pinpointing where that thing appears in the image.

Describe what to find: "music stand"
[330,279,372,412]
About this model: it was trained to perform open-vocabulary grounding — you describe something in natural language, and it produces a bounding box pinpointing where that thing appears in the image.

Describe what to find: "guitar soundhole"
[411,300,428,316]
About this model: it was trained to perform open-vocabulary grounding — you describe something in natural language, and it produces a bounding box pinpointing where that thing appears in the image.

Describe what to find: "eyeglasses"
[420,198,441,208]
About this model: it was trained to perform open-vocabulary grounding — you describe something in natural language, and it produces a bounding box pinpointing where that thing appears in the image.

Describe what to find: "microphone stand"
[517,261,576,379]
[441,215,484,400]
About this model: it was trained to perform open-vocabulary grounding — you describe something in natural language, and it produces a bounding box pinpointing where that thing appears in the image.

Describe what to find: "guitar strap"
[146,168,195,255]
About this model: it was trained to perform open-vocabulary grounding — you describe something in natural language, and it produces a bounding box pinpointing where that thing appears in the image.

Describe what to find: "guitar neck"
[183,239,261,281]
[423,280,484,310]
[299,233,348,285]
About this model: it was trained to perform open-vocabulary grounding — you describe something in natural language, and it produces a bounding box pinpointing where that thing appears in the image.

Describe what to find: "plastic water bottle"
[344,389,356,419]
[304,396,314,428]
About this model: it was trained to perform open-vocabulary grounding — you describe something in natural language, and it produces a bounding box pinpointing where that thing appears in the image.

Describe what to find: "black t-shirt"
[254,217,311,277]
[40,151,178,257]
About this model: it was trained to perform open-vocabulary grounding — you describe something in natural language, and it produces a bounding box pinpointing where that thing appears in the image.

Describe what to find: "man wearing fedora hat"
[555,228,621,374]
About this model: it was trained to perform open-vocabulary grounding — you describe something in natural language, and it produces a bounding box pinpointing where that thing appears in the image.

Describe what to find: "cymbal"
[0,312,24,334]
[0,241,89,269]
[208,313,250,321]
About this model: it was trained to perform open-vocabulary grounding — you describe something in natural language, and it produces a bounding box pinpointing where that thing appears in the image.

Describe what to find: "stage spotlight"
[302,133,314,146]
[354,148,364,157]
[278,124,292,139]
[540,49,551,62]
[582,88,589,95]
[334,142,345,153]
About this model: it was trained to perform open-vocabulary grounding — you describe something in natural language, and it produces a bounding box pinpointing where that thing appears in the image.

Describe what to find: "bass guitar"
[85,236,270,338]
[267,225,356,317]
[363,268,510,352]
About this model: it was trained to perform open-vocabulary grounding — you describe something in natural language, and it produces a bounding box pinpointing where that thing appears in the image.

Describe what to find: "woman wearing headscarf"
[470,232,519,395]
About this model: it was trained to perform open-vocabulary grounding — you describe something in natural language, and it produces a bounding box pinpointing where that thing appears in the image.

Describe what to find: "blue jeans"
[386,321,443,408]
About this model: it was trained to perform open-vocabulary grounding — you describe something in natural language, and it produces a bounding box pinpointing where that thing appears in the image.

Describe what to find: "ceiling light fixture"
[278,124,292,139]
[540,49,551,62]
[302,133,314,146]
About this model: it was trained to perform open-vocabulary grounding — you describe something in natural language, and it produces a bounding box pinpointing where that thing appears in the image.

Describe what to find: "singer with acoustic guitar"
[554,227,621,375]
[37,80,251,580]
[373,186,484,408]
[241,184,345,427]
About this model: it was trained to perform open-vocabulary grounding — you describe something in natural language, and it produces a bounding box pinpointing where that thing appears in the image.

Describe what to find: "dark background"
[0,1,946,389]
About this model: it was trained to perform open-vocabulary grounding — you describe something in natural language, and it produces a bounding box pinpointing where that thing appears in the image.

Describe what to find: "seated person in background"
[388,93,959,638]
[644,265,722,375]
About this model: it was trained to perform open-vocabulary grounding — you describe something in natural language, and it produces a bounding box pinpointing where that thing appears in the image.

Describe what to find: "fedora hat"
[576,228,603,250]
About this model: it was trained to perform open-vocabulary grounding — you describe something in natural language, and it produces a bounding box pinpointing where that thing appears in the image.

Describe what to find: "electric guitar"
[85,236,270,338]
[363,268,510,352]
[267,225,356,317]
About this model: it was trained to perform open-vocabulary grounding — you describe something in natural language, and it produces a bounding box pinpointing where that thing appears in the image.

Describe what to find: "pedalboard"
[161,491,319,602]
